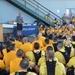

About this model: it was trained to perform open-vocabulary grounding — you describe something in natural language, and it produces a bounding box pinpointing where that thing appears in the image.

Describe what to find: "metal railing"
[21,0,63,24]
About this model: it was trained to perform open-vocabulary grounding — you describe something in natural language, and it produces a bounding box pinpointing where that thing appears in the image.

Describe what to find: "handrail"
[24,1,47,16]
[23,0,54,20]
[21,0,63,24]
[33,0,62,20]
[27,0,59,20]
[27,0,49,14]
[25,0,55,20]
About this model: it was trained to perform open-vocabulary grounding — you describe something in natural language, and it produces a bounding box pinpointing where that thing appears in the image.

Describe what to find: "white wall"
[36,0,75,17]
[0,0,35,24]
[0,0,75,23]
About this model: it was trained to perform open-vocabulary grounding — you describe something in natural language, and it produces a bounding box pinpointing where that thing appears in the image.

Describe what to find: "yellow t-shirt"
[12,40,22,48]
[50,40,54,45]
[10,70,37,75]
[2,48,8,56]
[0,60,5,69]
[3,51,17,67]
[38,28,43,33]
[52,20,57,24]
[38,56,58,66]
[10,58,22,73]
[55,48,66,65]
[26,50,45,64]
[39,36,46,46]
[67,57,75,68]
[40,61,66,75]
[70,18,75,22]
[67,57,75,74]
[44,15,50,20]
[19,42,33,57]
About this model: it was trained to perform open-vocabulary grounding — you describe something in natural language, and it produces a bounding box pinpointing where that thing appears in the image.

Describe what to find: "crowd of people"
[44,13,75,26]
[0,22,75,75]
[0,12,75,75]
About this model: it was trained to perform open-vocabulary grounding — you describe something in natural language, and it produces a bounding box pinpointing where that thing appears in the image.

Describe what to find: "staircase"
[6,0,63,27]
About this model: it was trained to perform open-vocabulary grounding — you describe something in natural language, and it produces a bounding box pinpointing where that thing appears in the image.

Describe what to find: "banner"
[13,25,38,36]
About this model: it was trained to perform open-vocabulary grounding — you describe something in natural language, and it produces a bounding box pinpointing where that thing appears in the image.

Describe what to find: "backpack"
[15,72,27,75]
[65,46,71,56]
[71,43,75,48]
[46,60,56,75]
[53,43,58,52]
[32,50,41,65]
[59,51,70,64]
[67,67,74,75]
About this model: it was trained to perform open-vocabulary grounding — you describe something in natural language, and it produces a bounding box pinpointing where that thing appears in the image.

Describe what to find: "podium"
[0,24,3,42]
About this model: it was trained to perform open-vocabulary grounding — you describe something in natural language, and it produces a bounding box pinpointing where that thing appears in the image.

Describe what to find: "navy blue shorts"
[17,23,22,30]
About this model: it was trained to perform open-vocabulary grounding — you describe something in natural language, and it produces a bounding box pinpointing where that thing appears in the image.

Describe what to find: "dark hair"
[49,34,53,40]
[72,36,75,41]
[20,58,29,69]
[57,41,63,48]
[34,42,40,49]
[44,38,49,44]
[16,49,24,57]
[16,36,19,40]
[9,44,15,50]
[46,46,53,51]
[6,41,11,48]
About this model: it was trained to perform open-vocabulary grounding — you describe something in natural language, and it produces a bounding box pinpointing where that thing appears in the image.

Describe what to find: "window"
[66,8,75,18]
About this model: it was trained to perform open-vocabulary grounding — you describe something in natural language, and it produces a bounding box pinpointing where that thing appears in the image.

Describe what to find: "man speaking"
[16,12,24,37]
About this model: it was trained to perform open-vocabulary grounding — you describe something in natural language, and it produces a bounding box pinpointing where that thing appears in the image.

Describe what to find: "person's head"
[20,58,29,70]
[44,38,49,45]
[40,25,43,28]
[46,46,54,60]
[18,12,21,16]
[49,34,53,40]
[65,40,71,46]
[34,42,40,50]
[9,44,15,50]
[53,37,58,42]
[57,41,63,50]
[22,37,28,43]
[7,33,11,38]
[46,46,53,52]
[16,49,24,58]
[16,36,19,41]
[6,41,11,48]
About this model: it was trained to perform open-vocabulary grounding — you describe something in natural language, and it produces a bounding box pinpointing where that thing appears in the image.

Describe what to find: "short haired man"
[16,12,24,37]
[55,41,70,65]
[3,44,16,67]
[10,49,24,73]
[40,46,66,75]
[10,58,37,75]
